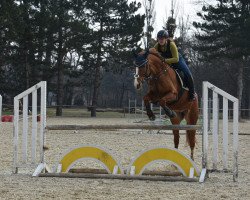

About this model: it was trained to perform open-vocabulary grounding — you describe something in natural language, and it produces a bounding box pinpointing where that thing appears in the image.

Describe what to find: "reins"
[134,50,171,83]
[144,52,169,81]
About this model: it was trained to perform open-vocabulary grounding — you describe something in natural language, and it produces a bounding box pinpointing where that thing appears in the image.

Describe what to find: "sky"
[132,0,205,37]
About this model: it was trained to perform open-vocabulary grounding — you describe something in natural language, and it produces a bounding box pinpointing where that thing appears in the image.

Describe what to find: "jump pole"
[46,124,201,131]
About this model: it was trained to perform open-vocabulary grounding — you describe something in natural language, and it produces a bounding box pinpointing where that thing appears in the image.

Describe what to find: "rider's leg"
[177,56,196,101]
[186,75,195,101]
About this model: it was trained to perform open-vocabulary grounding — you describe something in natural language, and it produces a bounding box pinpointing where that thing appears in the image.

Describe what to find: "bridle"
[134,61,151,81]
[134,52,168,82]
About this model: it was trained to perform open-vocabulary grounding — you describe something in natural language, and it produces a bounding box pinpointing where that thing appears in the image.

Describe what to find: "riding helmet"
[157,30,169,39]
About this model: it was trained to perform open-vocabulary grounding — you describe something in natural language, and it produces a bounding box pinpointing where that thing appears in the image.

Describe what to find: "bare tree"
[163,0,180,38]
[143,0,156,48]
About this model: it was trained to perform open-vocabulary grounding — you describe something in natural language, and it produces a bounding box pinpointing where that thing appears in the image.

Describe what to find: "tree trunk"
[119,83,125,107]
[25,54,29,89]
[245,60,250,118]
[91,22,103,117]
[44,29,53,81]
[248,62,250,117]
[23,0,30,89]
[237,63,244,120]
[56,25,64,116]
[248,80,250,117]
[37,2,46,81]
[91,58,101,117]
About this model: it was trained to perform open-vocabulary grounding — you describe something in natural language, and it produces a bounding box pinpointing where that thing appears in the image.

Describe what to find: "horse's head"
[133,50,150,90]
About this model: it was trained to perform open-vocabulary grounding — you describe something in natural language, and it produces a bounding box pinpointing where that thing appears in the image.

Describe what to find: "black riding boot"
[186,75,195,101]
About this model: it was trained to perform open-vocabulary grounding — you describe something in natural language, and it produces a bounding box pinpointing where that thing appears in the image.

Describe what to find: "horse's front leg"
[159,92,177,118]
[143,95,156,121]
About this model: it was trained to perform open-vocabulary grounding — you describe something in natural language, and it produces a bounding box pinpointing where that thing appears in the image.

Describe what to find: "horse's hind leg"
[185,102,199,160]
[170,112,184,149]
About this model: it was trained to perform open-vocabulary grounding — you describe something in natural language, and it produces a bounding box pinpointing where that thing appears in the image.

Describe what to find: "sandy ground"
[0,117,249,200]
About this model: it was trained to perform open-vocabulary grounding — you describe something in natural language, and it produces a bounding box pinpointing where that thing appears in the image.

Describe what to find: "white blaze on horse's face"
[134,67,141,90]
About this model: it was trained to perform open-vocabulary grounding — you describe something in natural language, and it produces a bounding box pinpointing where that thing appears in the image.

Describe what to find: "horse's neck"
[148,56,168,76]
[149,57,180,92]
[149,50,164,61]
[148,56,163,75]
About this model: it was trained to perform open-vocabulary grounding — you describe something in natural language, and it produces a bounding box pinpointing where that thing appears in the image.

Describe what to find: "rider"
[154,30,196,101]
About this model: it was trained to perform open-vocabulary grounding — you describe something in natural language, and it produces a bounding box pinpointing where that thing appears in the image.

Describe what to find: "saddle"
[169,69,189,103]
[174,69,188,91]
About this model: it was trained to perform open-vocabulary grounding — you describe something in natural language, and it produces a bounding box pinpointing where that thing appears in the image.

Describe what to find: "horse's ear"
[132,49,137,58]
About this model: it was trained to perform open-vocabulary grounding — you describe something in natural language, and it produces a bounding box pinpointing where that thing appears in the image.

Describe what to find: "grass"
[1,111,13,115]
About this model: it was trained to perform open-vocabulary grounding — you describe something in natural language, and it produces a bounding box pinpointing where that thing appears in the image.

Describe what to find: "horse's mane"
[138,48,164,60]
[148,48,165,62]
[136,48,165,65]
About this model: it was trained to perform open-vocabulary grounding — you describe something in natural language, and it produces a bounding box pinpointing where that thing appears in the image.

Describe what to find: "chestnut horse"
[133,48,199,159]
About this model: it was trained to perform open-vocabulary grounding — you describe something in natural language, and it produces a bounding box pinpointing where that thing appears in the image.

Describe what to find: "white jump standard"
[13,81,46,173]
[202,81,239,182]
